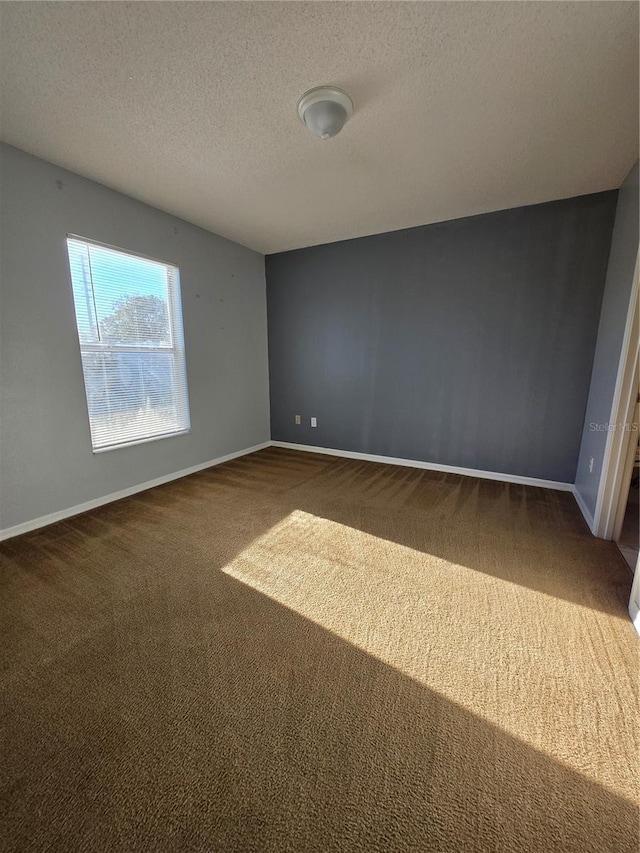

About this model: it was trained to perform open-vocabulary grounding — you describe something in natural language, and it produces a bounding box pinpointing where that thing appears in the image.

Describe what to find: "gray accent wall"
[267,193,617,483]
[574,161,639,520]
[0,144,270,532]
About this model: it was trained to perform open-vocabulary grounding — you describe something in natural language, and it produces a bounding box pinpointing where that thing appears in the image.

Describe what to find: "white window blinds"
[66,236,191,452]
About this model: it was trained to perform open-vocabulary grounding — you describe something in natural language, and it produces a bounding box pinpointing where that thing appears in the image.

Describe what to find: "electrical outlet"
[295,415,301,425]
[311,417,317,428]
[589,457,594,473]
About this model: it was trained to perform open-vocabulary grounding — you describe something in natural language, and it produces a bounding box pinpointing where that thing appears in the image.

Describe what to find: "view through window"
[66,236,191,451]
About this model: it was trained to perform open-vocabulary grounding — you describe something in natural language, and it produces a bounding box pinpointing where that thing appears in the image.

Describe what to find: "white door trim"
[611,398,639,543]
[592,250,640,539]
[629,553,640,637]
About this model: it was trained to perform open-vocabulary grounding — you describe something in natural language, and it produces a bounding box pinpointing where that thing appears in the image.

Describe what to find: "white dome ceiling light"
[297,86,354,140]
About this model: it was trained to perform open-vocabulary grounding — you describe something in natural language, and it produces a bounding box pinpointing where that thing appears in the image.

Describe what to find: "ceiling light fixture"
[297,86,353,140]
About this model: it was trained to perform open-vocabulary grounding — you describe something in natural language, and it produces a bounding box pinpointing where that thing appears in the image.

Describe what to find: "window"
[66,236,191,452]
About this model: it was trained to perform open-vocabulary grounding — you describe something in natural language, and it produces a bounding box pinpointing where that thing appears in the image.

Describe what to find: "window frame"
[66,234,191,453]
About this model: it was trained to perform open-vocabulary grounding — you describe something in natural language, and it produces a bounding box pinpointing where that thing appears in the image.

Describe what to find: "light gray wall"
[574,161,639,520]
[267,192,617,483]
[0,143,270,532]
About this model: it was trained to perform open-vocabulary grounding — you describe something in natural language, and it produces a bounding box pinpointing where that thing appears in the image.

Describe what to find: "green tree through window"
[101,294,170,346]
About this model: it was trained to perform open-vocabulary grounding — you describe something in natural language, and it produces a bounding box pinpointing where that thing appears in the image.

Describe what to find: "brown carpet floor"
[0,447,638,852]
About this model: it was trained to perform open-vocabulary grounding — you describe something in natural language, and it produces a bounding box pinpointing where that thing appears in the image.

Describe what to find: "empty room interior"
[1,2,640,851]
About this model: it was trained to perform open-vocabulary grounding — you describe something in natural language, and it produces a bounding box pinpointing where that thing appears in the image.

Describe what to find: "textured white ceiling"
[1,2,638,254]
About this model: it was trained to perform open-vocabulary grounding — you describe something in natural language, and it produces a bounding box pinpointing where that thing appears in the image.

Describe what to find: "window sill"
[92,428,191,454]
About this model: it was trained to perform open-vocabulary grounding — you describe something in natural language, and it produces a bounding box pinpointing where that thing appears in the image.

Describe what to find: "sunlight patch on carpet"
[221,509,638,802]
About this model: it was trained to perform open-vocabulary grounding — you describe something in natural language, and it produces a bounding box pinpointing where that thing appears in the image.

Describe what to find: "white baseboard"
[270,441,573,492]
[0,439,584,542]
[571,485,596,534]
[0,441,271,542]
